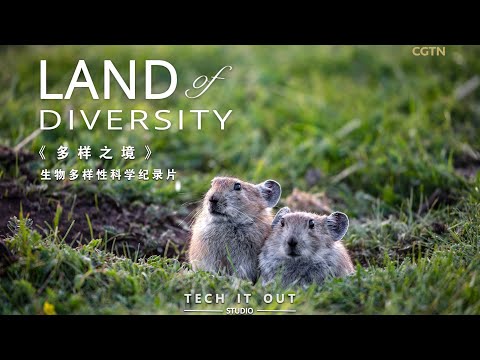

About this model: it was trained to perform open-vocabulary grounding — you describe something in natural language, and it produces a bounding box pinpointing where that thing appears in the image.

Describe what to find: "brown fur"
[188,176,281,282]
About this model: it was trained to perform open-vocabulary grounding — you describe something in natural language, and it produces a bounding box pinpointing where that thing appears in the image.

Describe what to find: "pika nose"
[287,238,298,247]
[209,195,219,204]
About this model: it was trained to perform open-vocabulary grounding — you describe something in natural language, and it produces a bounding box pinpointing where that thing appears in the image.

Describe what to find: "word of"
[40,168,176,182]
[185,66,232,99]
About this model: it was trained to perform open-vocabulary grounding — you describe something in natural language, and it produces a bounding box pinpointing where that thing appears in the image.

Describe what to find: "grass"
[1,45,479,314]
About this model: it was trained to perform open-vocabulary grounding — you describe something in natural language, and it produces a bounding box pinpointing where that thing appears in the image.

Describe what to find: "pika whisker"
[229,206,272,227]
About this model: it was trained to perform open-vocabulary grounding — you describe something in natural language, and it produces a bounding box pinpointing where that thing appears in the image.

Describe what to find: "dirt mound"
[0,146,190,260]
[285,188,332,214]
[453,143,480,180]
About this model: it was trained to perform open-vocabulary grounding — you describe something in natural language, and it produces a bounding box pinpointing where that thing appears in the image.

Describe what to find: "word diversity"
[40,168,176,182]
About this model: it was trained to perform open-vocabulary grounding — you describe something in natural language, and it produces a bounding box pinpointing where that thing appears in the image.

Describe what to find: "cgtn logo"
[412,46,446,56]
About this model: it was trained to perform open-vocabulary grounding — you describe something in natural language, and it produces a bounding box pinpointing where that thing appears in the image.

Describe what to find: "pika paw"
[259,207,354,287]
[188,176,281,283]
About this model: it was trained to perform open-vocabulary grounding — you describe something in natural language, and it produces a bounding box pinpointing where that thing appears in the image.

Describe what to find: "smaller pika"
[259,207,354,287]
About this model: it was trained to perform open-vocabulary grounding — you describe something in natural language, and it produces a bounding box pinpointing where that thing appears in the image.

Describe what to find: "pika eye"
[280,218,285,227]
[234,183,241,191]
[308,219,315,229]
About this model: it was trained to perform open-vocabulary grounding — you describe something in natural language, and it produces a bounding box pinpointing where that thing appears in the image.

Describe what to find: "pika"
[259,207,354,287]
[188,176,281,283]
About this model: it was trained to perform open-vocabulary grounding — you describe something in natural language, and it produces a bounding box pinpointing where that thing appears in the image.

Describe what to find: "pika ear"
[326,212,349,241]
[256,179,281,207]
[272,207,291,228]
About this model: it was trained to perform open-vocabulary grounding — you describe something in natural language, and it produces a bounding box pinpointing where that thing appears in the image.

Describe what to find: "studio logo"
[412,46,446,56]
[184,292,297,314]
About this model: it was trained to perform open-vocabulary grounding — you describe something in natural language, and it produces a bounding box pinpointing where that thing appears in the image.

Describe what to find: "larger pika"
[259,207,354,287]
[188,176,281,283]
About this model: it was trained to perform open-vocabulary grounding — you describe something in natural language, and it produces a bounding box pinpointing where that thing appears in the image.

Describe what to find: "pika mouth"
[287,251,300,258]
[209,208,227,216]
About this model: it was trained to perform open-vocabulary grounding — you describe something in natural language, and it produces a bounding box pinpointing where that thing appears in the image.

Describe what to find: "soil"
[285,188,332,215]
[418,188,457,214]
[454,151,480,180]
[0,146,191,260]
